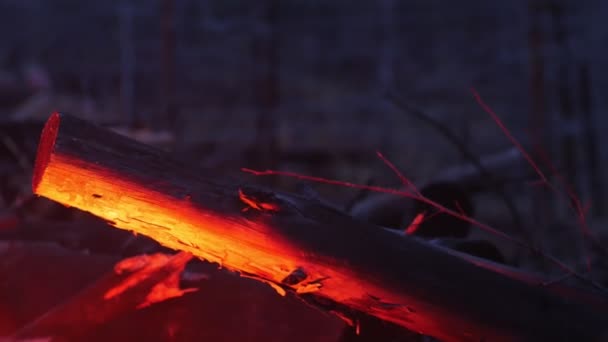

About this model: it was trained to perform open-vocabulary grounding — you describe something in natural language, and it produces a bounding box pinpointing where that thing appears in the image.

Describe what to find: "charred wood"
[31,113,608,342]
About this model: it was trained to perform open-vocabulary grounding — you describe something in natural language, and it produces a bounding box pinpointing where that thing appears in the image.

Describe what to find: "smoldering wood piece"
[32,113,608,342]
[410,182,474,239]
[0,242,345,341]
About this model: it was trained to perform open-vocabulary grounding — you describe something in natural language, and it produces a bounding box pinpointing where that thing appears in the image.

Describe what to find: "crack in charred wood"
[238,186,303,217]
[295,276,328,294]
[281,266,308,285]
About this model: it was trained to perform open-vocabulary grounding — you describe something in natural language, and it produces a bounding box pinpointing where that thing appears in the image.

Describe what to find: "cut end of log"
[33,112,61,194]
[29,113,311,292]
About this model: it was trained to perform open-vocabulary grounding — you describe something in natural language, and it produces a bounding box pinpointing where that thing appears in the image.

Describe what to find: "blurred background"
[0,0,607,340]
[0,0,606,255]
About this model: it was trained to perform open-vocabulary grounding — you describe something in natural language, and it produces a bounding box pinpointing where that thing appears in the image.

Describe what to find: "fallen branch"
[32,113,608,342]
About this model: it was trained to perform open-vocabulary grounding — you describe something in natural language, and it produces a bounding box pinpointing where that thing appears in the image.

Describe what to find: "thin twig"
[375,151,420,196]
[534,143,608,260]
[471,89,603,273]
[242,167,608,293]
[470,89,548,183]
[387,90,529,241]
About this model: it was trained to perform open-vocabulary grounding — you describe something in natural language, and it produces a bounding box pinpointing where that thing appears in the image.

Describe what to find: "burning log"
[32,113,608,342]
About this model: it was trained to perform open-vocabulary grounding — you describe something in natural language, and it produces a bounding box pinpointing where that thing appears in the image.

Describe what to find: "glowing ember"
[138,268,197,309]
[238,188,280,212]
[104,252,196,308]
[405,212,425,235]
